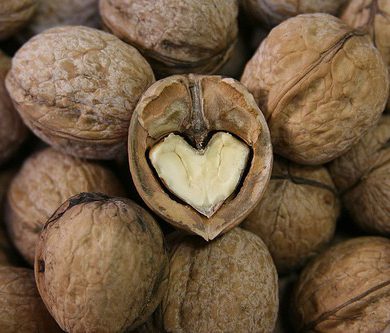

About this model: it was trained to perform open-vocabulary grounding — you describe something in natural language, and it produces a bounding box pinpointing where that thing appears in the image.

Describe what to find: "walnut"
[0,0,36,40]
[159,228,278,333]
[0,51,27,166]
[241,14,389,165]
[129,74,273,240]
[0,266,61,332]
[242,156,339,274]
[341,0,390,112]
[6,148,125,265]
[291,237,390,333]
[6,26,155,159]
[242,0,348,27]
[99,0,238,76]
[35,193,169,333]
[329,116,390,235]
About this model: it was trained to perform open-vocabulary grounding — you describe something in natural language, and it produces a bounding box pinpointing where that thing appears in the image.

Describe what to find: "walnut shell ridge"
[6,25,155,160]
[99,0,238,76]
[241,14,389,165]
[35,193,169,333]
[242,156,339,274]
[291,237,390,333]
[329,116,390,235]
[159,228,279,333]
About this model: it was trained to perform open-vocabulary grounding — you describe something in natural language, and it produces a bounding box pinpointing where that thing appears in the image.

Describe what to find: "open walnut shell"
[129,75,272,240]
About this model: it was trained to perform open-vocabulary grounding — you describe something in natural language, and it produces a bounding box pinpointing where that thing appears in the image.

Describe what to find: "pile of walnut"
[0,0,389,332]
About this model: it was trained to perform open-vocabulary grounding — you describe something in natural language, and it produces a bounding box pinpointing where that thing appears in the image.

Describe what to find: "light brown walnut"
[0,51,27,166]
[242,156,339,274]
[329,116,390,235]
[6,26,155,159]
[6,148,125,265]
[0,266,62,332]
[291,237,390,333]
[0,0,36,40]
[241,14,389,165]
[159,228,278,333]
[99,0,238,76]
[35,193,169,333]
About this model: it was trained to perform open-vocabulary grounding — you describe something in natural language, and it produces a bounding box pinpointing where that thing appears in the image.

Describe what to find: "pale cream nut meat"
[149,132,249,217]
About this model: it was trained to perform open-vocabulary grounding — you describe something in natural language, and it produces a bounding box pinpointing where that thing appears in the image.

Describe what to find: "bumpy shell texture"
[291,237,390,333]
[0,52,27,165]
[0,0,36,40]
[35,193,169,333]
[129,74,273,241]
[0,267,61,332]
[242,156,339,274]
[329,116,390,235]
[99,0,238,76]
[341,0,390,111]
[243,0,347,27]
[241,14,389,165]
[6,25,155,159]
[160,228,278,333]
[6,148,125,265]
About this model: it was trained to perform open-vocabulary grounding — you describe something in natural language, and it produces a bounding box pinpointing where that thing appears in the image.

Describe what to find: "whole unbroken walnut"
[242,156,339,274]
[241,14,389,165]
[35,193,168,333]
[341,0,390,111]
[291,237,390,333]
[0,51,27,166]
[0,267,61,332]
[329,116,390,235]
[0,0,36,40]
[129,74,272,240]
[6,148,125,265]
[99,0,238,76]
[242,0,347,27]
[6,25,155,159]
[160,228,278,333]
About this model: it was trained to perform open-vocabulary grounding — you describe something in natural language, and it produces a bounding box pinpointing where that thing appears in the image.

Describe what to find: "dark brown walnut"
[291,237,390,333]
[242,156,339,274]
[0,0,36,40]
[241,14,389,165]
[341,0,390,112]
[20,0,99,39]
[158,228,278,333]
[242,0,348,27]
[329,116,390,235]
[6,148,125,265]
[129,74,272,240]
[0,266,62,332]
[99,0,238,76]
[35,193,169,333]
[6,26,155,160]
[0,51,27,166]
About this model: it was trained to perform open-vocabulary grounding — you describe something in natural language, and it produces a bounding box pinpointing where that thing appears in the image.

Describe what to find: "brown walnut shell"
[99,0,238,76]
[6,25,155,160]
[0,0,36,40]
[159,228,278,333]
[241,14,389,165]
[242,0,347,27]
[0,51,27,166]
[329,116,390,235]
[0,266,62,332]
[35,192,169,333]
[341,0,390,112]
[129,74,273,240]
[291,237,390,333]
[6,148,125,265]
[242,156,339,274]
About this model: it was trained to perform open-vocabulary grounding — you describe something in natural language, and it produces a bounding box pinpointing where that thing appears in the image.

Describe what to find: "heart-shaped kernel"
[150,132,249,217]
